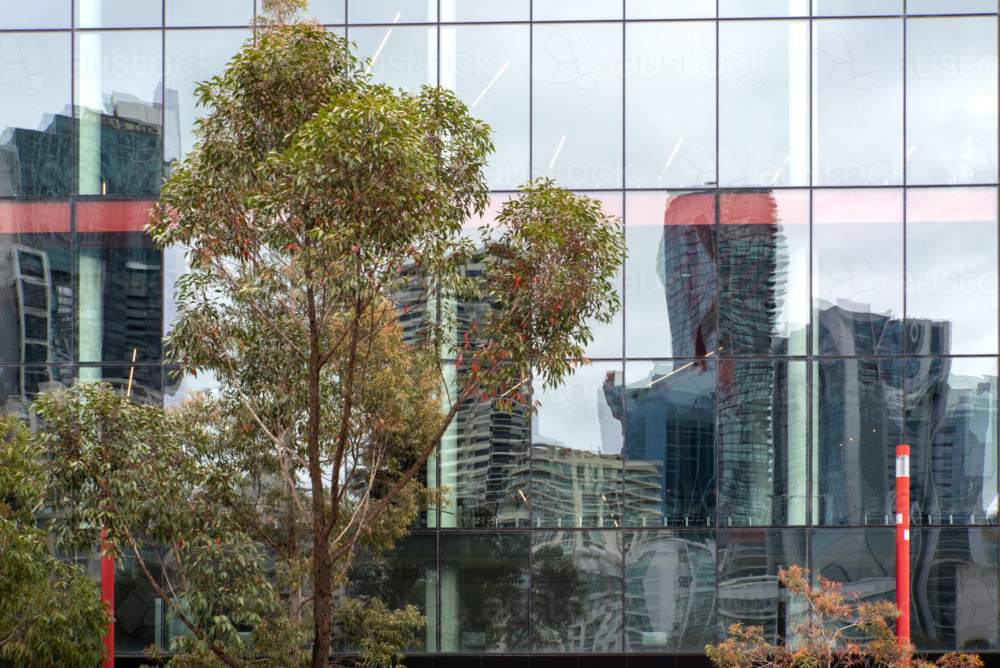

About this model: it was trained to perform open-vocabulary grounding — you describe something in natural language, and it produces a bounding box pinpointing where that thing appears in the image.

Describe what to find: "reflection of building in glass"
[0,90,177,197]
[625,532,716,652]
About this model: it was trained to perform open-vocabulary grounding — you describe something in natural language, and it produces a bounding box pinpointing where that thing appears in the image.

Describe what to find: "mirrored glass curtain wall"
[2,0,999,657]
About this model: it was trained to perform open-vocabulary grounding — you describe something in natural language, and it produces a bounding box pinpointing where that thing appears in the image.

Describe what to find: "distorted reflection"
[532,363,624,528]
[812,528,895,602]
[532,531,621,653]
[717,530,808,644]
[624,530,716,651]
[910,528,999,651]
[718,361,808,527]
[613,361,716,528]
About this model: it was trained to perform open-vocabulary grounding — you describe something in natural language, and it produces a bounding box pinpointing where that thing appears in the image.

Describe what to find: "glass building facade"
[2,0,1000,660]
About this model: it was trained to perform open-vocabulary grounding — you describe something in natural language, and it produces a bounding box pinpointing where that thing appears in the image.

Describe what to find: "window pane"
[2,0,70,29]
[440,0,529,21]
[624,530,716,652]
[75,0,162,28]
[813,19,903,186]
[0,202,72,365]
[533,23,623,189]
[440,532,529,652]
[620,360,716,528]
[439,366,531,528]
[441,24,529,190]
[581,191,623,359]
[626,0,715,19]
[0,33,73,197]
[351,25,436,91]
[813,189,904,356]
[301,0,345,23]
[348,534,436,652]
[811,528,895,600]
[719,190,809,357]
[74,202,162,366]
[166,0,254,27]
[718,529,809,644]
[813,0,902,15]
[906,358,998,525]
[905,187,998,356]
[532,530,622,653]
[720,20,810,187]
[910,528,999,651]
[348,0,436,23]
[719,361,808,527]
[720,0,808,18]
[906,17,999,185]
[907,0,998,13]
[74,364,169,406]
[75,31,164,196]
[533,0,622,20]
[625,191,717,359]
[625,21,716,189]
[813,359,905,526]
[0,366,70,420]
[532,363,623,528]
[165,29,250,165]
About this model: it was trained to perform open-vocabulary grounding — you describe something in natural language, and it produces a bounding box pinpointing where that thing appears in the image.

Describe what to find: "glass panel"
[533,23,623,189]
[74,31,164,196]
[74,201,162,366]
[906,17,999,185]
[906,358,998,526]
[74,364,169,406]
[166,0,254,27]
[719,0,809,18]
[625,191,717,359]
[114,544,168,653]
[620,360,716,528]
[351,25,436,91]
[811,528,896,602]
[626,0,716,19]
[165,30,249,166]
[813,359,905,526]
[532,363,623,528]
[0,33,73,197]
[911,528,999,651]
[624,530,716,652]
[813,19,903,186]
[719,361,809,527]
[907,0,998,13]
[532,530,622,653]
[717,529,809,644]
[581,191,623,359]
[0,365,71,421]
[905,188,998,356]
[813,0,902,15]
[719,20,809,187]
[719,190,809,357]
[440,0,529,21]
[625,21,716,189]
[439,532,529,652]
[441,24,529,190]
[348,534,437,652]
[813,189,904,356]
[348,0,436,23]
[533,0,622,20]
[2,0,71,29]
[0,202,72,366]
[439,367,531,528]
[75,0,162,28]
[301,0,346,23]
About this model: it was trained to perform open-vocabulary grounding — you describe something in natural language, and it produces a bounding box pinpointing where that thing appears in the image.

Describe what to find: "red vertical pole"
[101,527,114,668]
[895,445,910,643]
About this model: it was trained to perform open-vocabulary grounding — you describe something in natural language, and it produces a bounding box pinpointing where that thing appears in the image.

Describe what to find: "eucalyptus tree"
[134,9,625,668]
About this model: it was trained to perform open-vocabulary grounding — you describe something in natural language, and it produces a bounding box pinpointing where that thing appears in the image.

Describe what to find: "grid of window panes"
[2,0,999,657]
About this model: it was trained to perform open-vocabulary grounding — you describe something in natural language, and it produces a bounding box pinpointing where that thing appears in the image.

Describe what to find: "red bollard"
[101,527,114,668]
[895,445,910,643]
